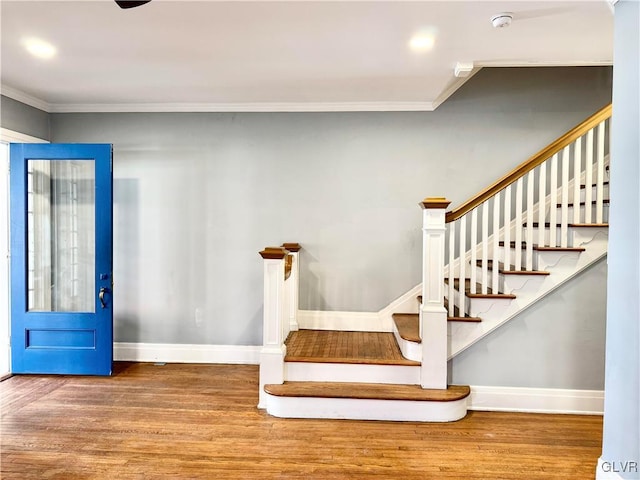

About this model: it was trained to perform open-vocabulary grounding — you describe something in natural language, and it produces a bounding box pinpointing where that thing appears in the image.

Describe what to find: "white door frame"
[0,128,48,377]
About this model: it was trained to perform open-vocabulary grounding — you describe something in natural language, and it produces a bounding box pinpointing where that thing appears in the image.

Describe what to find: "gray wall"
[0,95,50,140]
[48,66,612,348]
[599,1,640,477]
[451,259,607,390]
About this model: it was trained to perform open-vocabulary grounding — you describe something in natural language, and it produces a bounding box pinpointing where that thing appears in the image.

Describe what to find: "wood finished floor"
[285,330,419,365]
[1,363,603,479]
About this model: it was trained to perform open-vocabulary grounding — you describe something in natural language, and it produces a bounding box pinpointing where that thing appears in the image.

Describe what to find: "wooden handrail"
[445,103,612,223]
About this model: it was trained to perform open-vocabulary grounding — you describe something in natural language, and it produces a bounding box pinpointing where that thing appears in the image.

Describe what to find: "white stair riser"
[285,361,421,385]
[393,325,422,363]
[265,394,469,422]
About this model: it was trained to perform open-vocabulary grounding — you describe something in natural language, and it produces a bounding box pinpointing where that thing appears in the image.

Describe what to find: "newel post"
[258,246,288,408]
[419,197,451,390]
[282,243,301,333]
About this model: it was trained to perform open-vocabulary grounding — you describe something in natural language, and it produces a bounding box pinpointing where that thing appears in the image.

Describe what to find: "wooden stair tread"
[445,278,516,299]
[393,311,480,343]
[475,260,550,276]
[392,313,421,342]
[264,382,471,402]
[284,330,419,366]
[524,221,607,228]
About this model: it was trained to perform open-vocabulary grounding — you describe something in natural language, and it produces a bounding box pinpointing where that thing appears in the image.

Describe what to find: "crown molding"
[0,85,51,112]
[47,101,436,113]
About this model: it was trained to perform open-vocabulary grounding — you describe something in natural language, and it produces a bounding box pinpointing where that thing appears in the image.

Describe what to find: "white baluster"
[503,185,511,272]
[492,193,500,292]
[549,154,558,247]
[448,221,455,317]
[470,209,477,295]
[514,178,523,269]
[526,172,534,270]
[481,202,489,294]
[420,197,451,390]
[585,129,594,223]
[573,137,582,225]
[458,216,466,317]
[596,122,605,223]
[538,162,547,248]
[560,146,570,248]
[282,243,301,332]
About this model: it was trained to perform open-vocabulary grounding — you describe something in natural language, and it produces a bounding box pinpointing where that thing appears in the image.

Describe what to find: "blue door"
[10,144,113,375]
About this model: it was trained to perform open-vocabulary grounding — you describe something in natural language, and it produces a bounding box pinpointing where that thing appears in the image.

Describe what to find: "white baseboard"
[114,342,260,364]
[469,385,604,415]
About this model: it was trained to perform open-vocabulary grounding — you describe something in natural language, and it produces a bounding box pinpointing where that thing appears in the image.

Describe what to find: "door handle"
[99,287,109,309]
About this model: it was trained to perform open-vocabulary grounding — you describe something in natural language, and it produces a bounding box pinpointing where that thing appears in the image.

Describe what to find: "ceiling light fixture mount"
[491,13,513,29]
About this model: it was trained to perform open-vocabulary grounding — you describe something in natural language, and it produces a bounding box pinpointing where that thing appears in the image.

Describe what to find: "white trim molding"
[113,342,260,364]
[468,385,604,415]
[0,85,50,112]
[0,128,48,144]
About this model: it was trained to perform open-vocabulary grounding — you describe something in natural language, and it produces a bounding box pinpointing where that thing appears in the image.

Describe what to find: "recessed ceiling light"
[23,38,57,59]
[409,29,437,52]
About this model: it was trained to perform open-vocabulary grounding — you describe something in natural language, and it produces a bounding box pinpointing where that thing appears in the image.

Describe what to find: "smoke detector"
[491,13,513,28]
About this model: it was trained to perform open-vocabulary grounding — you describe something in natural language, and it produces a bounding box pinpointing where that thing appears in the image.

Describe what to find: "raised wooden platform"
[265,382,470,402]
[285,330,419,366]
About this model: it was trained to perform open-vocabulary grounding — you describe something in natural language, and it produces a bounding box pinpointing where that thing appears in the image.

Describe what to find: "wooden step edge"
[568,223,609,228]
[500,269,550,276]
[392,313,420,342]
[474,260,550,275]
[447,316,482,323]
[264,382,471,402]
[533,246,586,252]
[393,313,480,338]
[466,292,517,299]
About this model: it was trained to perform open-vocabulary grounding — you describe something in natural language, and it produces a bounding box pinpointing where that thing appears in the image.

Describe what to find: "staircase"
[258,104,611,422]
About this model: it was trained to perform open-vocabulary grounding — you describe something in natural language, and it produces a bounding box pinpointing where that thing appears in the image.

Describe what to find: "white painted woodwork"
[573,137,582,224]
[286,251,300,332]
[448,221,455,317]
[585,129,594,223]
[264,394,469,422]
[470,209,478,294]
[458,217,467,316]
[258,256,287,408]
[549,154,558,247]
[421,204,448,389]
[503,186,511,272]
[596,121,605,223]
[526,172,534,270]
[561,146,570,247]
[481,202,489,294]
[538,163,547,248]
[492,194,500,292]
[285,361,421,384]
[514,178,523,270]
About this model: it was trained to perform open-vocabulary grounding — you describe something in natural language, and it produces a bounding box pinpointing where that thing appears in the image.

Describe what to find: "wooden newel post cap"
[420,197,452,210]
[259,247,288,259]
[281,243,301,252]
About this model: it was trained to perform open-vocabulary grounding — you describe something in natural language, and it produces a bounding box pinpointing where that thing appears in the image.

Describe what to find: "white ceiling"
[0,0,613,113]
